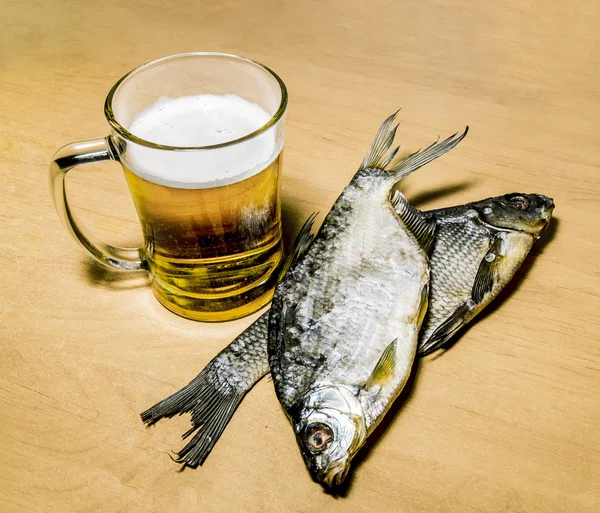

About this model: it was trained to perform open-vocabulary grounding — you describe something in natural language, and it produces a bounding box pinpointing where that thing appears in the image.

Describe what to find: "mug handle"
[49,137,144,271]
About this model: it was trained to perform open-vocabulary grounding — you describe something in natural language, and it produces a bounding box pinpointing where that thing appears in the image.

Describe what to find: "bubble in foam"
[125,94,280,189]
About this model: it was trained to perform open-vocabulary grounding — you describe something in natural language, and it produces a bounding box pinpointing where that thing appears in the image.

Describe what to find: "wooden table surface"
[1,0,599,511]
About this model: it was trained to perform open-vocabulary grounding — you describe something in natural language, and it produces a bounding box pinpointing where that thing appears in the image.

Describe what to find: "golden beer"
[123,152,283,321]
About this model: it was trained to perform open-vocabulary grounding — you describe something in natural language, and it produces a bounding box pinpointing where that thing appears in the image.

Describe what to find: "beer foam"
[125,94,280,188]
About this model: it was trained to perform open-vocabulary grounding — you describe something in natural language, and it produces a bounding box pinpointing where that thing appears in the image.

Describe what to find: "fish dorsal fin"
[472,233,504,303]
[277,212,319,281]
[390,190,437,253]
[364,339,397,390]
[360,111,468,184]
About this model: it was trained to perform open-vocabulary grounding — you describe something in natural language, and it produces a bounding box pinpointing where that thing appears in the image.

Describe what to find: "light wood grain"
[1,0,599,511]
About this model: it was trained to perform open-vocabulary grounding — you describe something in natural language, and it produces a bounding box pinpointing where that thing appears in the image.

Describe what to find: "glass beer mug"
[49,53,287,322]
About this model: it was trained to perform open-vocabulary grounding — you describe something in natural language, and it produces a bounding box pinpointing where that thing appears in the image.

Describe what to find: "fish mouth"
[537,198,555,234]
[541,197,555,220]
[543,196,555,211]
[318,465,349,488]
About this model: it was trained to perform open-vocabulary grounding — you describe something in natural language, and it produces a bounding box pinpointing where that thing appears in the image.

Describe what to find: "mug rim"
[103,52,288,151]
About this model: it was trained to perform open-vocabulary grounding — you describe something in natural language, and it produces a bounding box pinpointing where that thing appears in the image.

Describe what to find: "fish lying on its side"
[418,192,553,355]
[141,192,553,469]
[266,116,469,487]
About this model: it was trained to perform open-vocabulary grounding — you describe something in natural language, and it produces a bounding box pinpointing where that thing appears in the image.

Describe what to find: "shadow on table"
[81,255,150,290]
[409,181,475,209]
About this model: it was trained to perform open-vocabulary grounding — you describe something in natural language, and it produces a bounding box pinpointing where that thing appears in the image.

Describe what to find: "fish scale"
[421,216,491,342]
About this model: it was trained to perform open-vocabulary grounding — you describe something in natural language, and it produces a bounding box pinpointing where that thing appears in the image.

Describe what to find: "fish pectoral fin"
[390,190,437,253]
[360,112,469,183]
[418,301,473,356]
[277,212,319,280]
[472,235,503,303]
[416,283,429,329]
[364,339,397,390]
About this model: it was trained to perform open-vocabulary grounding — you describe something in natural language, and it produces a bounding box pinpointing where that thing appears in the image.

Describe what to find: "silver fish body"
[268,171,427,417]
[269,178,426,486]
[267,119,467,487]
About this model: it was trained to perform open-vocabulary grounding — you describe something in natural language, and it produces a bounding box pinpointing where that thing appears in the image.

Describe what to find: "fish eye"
[509,195,529,210]
[304,423,334,453]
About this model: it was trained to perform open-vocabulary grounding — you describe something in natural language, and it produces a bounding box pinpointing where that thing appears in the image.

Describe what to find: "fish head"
[472,193,554,236]
[292,385,367,488]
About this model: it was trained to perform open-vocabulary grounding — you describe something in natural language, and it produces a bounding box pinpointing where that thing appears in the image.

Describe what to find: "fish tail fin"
[390,126,468,181]
[140,359,250,468]
[140,372,212,426]
[361,111,402,170]
[173,385,244,469]
[141,370,244,468]
[361,111,468,180]
[140,313,270,467]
